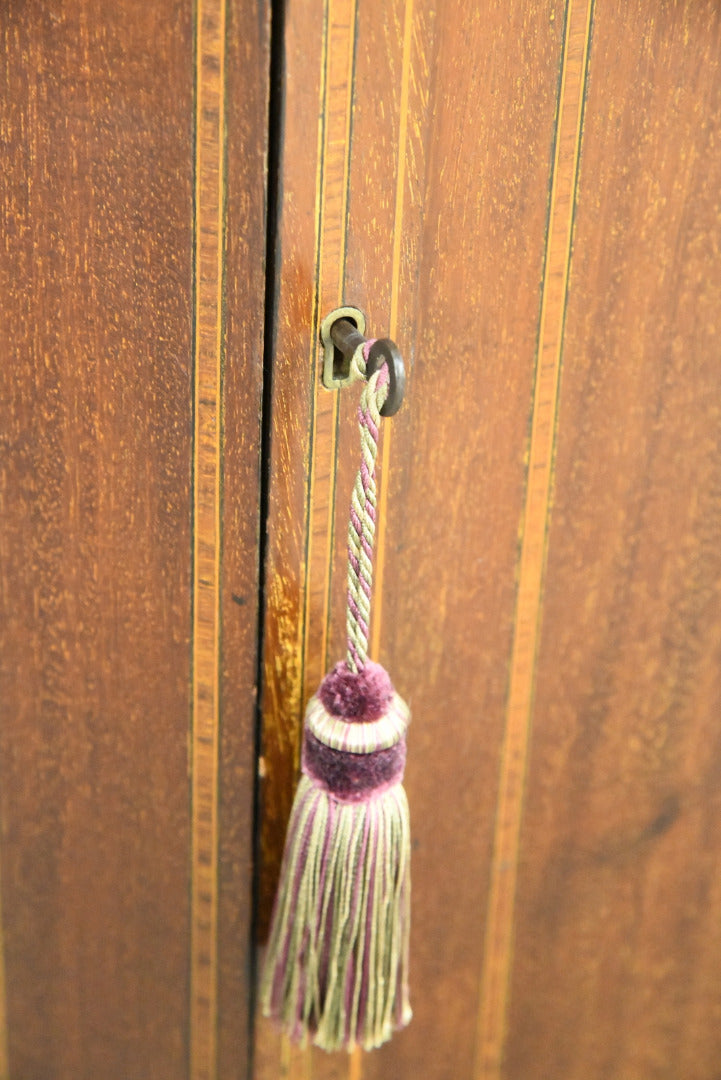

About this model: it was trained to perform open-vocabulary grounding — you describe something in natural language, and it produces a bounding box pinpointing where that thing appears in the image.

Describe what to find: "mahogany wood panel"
[346,5,568,1079]
[506,3,721,1079]
[0,2,194,1077]
[256,2,566,1078]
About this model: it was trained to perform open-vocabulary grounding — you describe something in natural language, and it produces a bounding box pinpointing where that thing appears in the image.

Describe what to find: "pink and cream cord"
[345,340,389,672]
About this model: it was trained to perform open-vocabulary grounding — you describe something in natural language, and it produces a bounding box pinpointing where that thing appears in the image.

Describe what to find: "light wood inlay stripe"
[344,6,415,1080]
[300,0,356,699]
[475,2,594,1077]
[191,1,227,1077]
[275,1,331,1071]
[355,5,414,1075]
[369,0,414,662]
[289,2,360,1075]
[302,0,360,704]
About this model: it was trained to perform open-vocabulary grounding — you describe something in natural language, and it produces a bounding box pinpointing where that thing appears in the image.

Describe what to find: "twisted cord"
[346,343,389,672]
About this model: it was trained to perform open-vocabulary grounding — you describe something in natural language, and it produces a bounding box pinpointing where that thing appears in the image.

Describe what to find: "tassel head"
[261,661,412,1052]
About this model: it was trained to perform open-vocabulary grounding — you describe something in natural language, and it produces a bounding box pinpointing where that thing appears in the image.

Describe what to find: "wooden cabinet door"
[256,2,721,1079]
[1,3,268,1078]
[3,2,721,1079]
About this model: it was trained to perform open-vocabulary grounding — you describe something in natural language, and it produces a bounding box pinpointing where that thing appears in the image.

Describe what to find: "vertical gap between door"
[250,0,288,1073]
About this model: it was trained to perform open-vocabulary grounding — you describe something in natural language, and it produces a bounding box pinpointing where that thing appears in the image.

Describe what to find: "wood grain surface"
[256,2,566,1078]
[0,2,270,1078]
[0,2,194,1076]
[505,3,721,1078]
[256,0,721,1078]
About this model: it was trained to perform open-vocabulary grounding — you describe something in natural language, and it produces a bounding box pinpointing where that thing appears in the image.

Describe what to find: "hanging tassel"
[261,352,412,1052]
